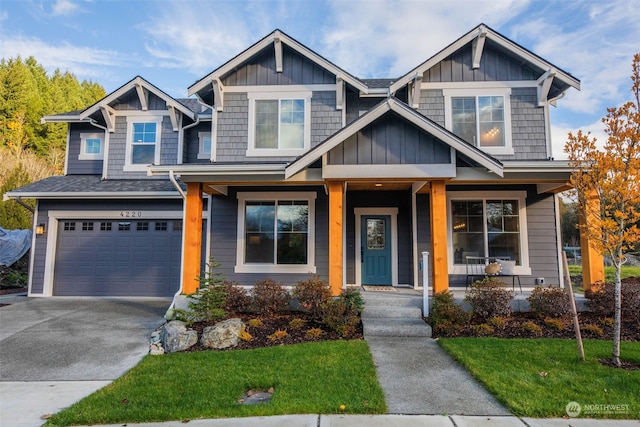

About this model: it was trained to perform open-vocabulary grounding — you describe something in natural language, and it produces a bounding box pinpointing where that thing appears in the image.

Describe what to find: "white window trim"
[197,131,211,160]
[446,191,531,276]
[443,87,513,156]
[246,91,311,157]
[79,133,103,160]
[235,191,316,274]
[124,115,163,172]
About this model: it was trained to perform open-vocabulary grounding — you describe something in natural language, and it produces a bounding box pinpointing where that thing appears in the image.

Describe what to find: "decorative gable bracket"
[410,74,422,109]
[135,82,149,111]
[166,104,182,131]
[472,26,488,69]
[212,78,224,112]
[274,34,283,73]
[336,76,344,110]
[537,69,556,107]
[100,105,116,132]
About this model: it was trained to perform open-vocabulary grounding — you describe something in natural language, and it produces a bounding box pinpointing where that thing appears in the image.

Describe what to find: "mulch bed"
[184,313,363,352]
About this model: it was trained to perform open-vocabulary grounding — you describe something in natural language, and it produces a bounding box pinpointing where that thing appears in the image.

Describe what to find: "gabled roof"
[188,29,369,99]
[389,23,580,99]
[285,97,503,179]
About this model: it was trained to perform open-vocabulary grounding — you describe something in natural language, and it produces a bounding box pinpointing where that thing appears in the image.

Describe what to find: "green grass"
[439,338,640,418]
[46,340,386,427]
[568,265,640,283]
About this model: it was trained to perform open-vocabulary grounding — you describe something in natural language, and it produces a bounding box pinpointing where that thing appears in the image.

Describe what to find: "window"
[443,88,513,155]
[197,132,211,159]
[247,92,311,157]
[155,222,167,231]
[118,222,131,231]
[100,222,112,231]
[81,222,94,231]
[125,116,162,170]
[136,222,149,231]
[236,192,316,274]
[63,222,75,231]
[448,191,530,274]
[79,133,103,160]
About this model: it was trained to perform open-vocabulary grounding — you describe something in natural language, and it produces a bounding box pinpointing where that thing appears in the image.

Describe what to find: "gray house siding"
[30,199,183,295]
[66,122,104,175]
[417,87,548,161]
[345,93,385,124]
[416,193,432,287]
[345,190,413,285]
[209,186,329,286]
[184,122,212,164]
[113,91,168,111]
[215,91,340,163]
[329,112,451,165]
[107,115,177,179]
[423,42,538,83]
[222,45,335,86]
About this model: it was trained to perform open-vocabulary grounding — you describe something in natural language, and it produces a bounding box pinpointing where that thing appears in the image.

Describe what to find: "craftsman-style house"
[5,24,603,297]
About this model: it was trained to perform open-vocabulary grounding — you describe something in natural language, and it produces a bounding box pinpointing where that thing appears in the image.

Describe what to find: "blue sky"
[1,0,638,159]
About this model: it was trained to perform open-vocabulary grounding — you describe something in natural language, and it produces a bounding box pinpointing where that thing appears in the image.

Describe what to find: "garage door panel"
[54,218,184,297]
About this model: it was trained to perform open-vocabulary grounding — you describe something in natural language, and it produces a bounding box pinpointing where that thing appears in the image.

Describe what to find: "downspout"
[89,119,109,180]
[178,114,201,165]
[15,197,35,214]
[167,170,186,313]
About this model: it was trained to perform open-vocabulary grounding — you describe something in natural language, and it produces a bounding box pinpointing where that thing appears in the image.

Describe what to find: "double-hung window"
[448,191,530,274]
[197,132,211,159]
[125,116,162,170]
[247,92,311,157]
[79,133,103,160]
[236,192,316,274]
[444,88,513,155]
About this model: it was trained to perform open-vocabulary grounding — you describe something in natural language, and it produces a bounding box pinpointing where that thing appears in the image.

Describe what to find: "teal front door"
[361,215,392,285]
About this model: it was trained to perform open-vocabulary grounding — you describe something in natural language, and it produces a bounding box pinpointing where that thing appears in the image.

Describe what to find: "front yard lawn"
[439,338,640,418]
[45,340,386,427]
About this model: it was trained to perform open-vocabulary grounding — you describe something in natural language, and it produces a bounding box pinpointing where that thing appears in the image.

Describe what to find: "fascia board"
[41,115,83,123]
[148,164,287,176]
[188,30,368,97]
[3,191,182,200]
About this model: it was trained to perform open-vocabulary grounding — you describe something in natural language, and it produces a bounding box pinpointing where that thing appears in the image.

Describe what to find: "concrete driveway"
[0,296,169,426]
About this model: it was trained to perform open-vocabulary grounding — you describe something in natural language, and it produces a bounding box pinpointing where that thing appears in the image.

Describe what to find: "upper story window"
[125,116,163,171]
[198,132,211,159]
[247,92,311,157]
[444,88,513,155]
[79,133,103,160]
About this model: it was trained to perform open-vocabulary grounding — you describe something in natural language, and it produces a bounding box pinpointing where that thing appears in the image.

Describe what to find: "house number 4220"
[120,211,142,218]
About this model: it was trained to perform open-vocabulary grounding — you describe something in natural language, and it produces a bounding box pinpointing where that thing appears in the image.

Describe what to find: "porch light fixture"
[35,223,46,235]
[375,183,382,187]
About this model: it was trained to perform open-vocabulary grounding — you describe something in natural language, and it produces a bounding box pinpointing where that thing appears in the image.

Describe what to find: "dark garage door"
[54,219,182,296]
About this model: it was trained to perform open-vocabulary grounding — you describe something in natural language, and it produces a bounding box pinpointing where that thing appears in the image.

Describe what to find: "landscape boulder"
[201,318,244,349]
[161,320,197,353]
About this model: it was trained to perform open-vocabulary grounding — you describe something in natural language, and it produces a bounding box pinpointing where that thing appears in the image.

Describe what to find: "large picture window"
[444,88,513,155]
[236,192,316,273]
[247,92,311,157]
[448,191,530,274]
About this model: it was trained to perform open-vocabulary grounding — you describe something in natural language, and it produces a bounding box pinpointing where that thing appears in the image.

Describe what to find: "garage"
[53,219,183,296]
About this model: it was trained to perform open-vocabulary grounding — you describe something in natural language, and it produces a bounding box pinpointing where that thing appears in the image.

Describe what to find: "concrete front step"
[361,294,423,309]
[363,318,432,337]
[362,306,423,319]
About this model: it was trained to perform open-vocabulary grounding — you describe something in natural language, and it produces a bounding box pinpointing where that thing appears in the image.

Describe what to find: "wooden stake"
[563,251,585,361]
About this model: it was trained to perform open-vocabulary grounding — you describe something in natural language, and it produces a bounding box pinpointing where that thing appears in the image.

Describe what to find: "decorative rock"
[161,320,197,353]
[201,318,244,349]
[149,342,164,355]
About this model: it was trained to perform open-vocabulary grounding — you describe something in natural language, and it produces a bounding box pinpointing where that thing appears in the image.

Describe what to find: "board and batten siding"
[526,192,561,285]
[66,122,104,175]
[222,44,335,87]
[328,112,451,165]
[29,199,183,295]
[209,187,329,287]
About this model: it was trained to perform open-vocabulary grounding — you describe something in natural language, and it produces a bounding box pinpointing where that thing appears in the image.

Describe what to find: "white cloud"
[550,118,607,160]
[52,0,80,16]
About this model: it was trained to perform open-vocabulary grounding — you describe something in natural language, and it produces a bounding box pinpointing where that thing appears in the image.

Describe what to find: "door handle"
[361,247,364,262]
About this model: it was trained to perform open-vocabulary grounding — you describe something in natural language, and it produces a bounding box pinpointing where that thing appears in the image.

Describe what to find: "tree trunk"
[612,257,622,367]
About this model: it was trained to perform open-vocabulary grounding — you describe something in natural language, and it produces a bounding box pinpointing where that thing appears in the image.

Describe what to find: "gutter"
[169,170,186,199]
[14,197,35,214]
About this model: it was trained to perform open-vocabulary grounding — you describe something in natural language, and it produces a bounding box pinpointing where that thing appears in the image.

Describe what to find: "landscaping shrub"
[464,277,513,320]
[251,279,291,316]
[428,291,470,335]
[583,324,604,337]
[543,317,567,331]
[521,321,542,336]
[291,276,331,318]
[471,323,495,336]
[222,281,251,314]
[487,316,507,329]
[585,281,640,321]
[267,329,289,341]
[527,286,571,318]
[177,257,227,324]
[305,328,324,339]
[321,290,362,338]
[288,318,306,329]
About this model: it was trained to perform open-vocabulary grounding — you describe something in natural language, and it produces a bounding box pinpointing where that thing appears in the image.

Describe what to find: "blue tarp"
[0,227,31,266]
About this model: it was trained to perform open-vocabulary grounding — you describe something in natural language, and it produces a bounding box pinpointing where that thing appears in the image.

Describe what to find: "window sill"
[480,147,515,156]
[123,165,151,172]
[235,264,317,274]
[197,153,211,160]
[246,148,307,157]
[78,154,104,161]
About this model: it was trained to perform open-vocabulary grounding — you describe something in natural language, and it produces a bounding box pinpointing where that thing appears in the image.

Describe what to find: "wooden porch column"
[328,181,344,296]
[579,191,604,290]
[182,182,203,294]
[430,180,449,293]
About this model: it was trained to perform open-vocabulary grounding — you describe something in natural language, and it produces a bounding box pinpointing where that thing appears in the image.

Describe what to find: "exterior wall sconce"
[35,223,46,235]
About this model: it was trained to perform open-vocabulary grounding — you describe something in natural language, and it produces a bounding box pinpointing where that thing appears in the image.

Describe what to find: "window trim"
[197,132,212,160]
[246,91,311,157]
[235,191,316,274]
[79,133,103,160]
[124,116,163,171]
[443,88,513,156]
[447,191,531,275]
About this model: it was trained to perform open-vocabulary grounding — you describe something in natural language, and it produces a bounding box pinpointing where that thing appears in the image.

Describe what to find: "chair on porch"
[465,256,522,293]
